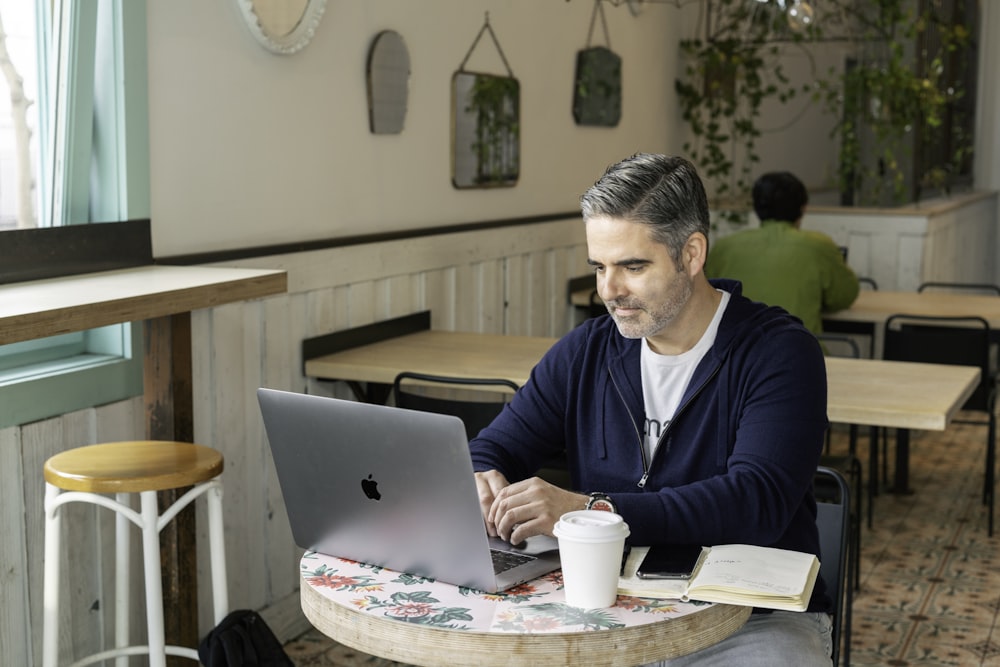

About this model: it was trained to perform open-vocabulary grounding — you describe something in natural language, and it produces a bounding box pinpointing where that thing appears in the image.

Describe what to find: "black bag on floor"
[198,609,293,666]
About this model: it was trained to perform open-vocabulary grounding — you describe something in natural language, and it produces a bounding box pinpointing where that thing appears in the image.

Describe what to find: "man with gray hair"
[471,154,833,665]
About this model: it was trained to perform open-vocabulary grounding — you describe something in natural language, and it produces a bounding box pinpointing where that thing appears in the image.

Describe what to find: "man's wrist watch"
[586,492,616,513]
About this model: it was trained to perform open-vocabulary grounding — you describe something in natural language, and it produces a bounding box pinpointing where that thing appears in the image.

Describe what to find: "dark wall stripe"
[1,219,152,284]
[155,211,581,266]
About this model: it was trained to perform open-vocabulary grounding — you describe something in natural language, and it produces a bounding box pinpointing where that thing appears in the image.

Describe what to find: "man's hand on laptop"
[475,471,589,545]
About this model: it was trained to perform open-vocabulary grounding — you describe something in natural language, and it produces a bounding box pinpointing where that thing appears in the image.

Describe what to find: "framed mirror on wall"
[451,14,520,189]
[451,72,520,189]
[573,0,622,126]
[367,30,411,135]
[574,46,621,126]
[235,0,327,55]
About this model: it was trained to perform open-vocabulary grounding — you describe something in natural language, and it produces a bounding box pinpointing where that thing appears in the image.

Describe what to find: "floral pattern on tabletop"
[301,551,715,634]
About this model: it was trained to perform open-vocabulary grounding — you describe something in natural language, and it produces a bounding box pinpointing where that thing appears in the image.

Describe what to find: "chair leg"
[114,493,131,667]
[206,482,230,625]
[139,491,167,667]
[852,458,862,592]
[42,484,62,667]
[987,413,996,537]
[881,428,889,486]
[868,427,878,529]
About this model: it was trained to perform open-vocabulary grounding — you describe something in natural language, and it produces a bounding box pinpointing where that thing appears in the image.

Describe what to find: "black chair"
[392,372,519,440]
[917,281,1000,296]
[815,466,852,667]
[816,333,865,590]
[824,277,877,357]
[815,335,865,485]
[882,314,998,535]
[916,281,1000,379]
[567,274,605,323]
[587,289,605,319]
[392,372,572,488]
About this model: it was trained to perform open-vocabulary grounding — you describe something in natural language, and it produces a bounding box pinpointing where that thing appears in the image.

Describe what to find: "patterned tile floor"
[283,415,1000,666]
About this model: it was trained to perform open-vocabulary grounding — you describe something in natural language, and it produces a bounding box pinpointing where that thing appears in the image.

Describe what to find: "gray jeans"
[646,611,833,667]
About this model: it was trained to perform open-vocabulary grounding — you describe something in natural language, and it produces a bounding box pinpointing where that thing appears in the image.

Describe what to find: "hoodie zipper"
[609,360,723,489]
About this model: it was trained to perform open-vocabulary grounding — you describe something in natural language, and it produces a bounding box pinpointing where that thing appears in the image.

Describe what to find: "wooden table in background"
[300,550,751,666]
[1,264,287,657]
[824,289,1000,356]
[305,328,554,394]
[826,357,980,494]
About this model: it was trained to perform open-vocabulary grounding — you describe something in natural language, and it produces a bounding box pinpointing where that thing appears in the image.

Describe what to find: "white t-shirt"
[641,290,731,462]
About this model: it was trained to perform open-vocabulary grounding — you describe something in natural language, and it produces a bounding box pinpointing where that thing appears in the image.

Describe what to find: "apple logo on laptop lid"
[361,474,381,501]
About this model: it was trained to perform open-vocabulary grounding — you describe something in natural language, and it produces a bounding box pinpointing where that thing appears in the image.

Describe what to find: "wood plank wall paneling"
[2,219,589,661]
[0,426,30,667]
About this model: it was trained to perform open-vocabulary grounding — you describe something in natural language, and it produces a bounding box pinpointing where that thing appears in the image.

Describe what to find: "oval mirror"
[367,30,411,135]
[235,0,327,55]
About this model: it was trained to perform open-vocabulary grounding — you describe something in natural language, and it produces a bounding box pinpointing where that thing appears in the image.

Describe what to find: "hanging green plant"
[813,0,974,205]
[674,0,975,213]
[674,0,813,224]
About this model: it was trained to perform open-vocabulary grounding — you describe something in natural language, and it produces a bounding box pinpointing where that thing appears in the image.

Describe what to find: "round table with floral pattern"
[299,551,751,666]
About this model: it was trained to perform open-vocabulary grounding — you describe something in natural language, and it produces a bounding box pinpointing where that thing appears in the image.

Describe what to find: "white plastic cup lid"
[553,510,630,542]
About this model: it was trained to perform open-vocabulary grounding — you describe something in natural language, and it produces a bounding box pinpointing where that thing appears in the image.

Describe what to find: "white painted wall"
[146,0,686,256]
[804,192,998,291]
[145,0,848,258]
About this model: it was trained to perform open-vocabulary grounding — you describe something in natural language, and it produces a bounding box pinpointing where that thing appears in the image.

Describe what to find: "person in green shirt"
[705,172,859,335]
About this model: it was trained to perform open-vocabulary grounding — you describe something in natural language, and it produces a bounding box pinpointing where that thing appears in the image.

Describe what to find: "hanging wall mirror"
[367,30,411,134]
[451,15,520,189]
[573,1,622,126]
[235,0,327,55]
[452,72,520,188]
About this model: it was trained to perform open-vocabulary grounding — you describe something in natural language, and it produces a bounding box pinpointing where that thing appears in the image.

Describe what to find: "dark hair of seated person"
[752,171,809,223]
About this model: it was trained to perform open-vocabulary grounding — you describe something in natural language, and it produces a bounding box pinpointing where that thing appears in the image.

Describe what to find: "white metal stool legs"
[41,478,228,666]
[140,490,168,667]
[42,483,62,667]
[206,483,229,625]
[114,493,130,667]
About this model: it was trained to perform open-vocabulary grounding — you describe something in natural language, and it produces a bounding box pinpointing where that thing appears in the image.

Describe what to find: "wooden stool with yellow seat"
[42,441,229,667]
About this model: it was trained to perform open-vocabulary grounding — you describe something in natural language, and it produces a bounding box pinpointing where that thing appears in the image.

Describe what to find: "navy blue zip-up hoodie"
[470,279,830,612]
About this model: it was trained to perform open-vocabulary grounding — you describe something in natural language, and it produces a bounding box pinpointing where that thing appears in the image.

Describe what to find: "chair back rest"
[392,372,519,441]
[587,290,606,319]
[883,314,991,411]
[815,465,850,667]
[859,277,878,290]
[815,334,861,359]
[917,281,1000,296]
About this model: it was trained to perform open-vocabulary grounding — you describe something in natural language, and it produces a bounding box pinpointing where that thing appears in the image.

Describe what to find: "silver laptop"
[257,388,561,592]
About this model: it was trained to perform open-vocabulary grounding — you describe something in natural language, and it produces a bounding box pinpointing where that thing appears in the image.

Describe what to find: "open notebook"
[618,544,819,612]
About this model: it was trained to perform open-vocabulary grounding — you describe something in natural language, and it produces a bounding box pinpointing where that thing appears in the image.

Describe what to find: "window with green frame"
[0,1,149,429]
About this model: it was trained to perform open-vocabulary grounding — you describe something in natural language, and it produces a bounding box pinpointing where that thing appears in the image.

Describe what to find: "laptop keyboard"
[491,548,536,574]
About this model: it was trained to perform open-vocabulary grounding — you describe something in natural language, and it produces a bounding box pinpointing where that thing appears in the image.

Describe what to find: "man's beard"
[606,274,693,339]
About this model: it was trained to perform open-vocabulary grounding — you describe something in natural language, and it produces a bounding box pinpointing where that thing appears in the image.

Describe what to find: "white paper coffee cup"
[553,509,630,609]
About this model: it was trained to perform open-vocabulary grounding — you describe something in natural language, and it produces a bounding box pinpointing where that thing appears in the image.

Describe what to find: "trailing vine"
[813,0,973,205]
[675,0,814,223]
[674,0,975,213]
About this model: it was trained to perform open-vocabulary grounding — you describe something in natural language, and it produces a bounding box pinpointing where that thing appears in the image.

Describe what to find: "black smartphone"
[636,543,703,579]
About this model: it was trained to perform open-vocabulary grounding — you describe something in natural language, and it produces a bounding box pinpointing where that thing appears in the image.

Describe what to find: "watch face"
[590,498,614,512]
